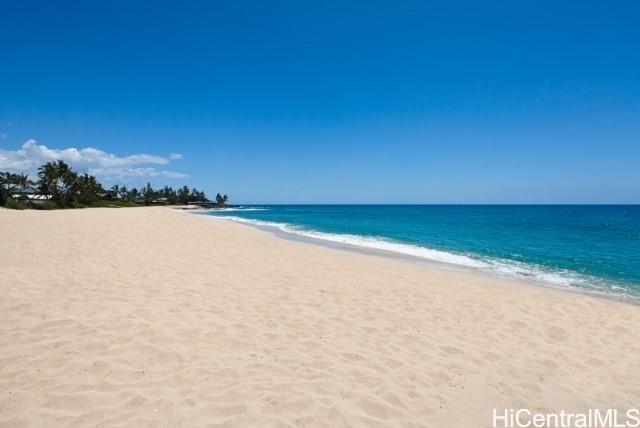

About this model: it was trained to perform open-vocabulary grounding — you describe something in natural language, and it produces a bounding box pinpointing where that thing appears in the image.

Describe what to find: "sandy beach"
[1,206,639,427]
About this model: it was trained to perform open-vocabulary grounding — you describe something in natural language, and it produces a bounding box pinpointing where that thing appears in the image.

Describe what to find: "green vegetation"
[1,161,227,210]
[88,200,144,208]
[215,193,229,206]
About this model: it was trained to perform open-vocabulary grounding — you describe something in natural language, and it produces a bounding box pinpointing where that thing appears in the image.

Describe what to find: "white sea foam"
[219,217,488,268]
[211,215,621,296]
[204,207,269,212]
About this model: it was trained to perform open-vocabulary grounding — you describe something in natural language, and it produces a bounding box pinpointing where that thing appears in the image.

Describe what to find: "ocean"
[200,205,640,299]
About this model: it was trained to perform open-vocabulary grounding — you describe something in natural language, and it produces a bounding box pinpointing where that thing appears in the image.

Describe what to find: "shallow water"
[202,205,640,297]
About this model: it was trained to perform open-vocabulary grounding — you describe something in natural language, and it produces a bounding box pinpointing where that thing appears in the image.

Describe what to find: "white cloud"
[88,167,189,180]
[0,139,188,181]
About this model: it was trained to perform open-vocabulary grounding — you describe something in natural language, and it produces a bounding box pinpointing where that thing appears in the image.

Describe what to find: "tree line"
[1,160,226,209]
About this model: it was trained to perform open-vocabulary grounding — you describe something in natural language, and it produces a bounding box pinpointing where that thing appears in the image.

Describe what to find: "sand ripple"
[1,207,640,427]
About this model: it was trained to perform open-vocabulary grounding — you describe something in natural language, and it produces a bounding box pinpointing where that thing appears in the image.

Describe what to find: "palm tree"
[0,172,17,204]
[110,184,120,199]
[37,160,78,205]
[143,182,154,204]
[1,172,18,194]
[215,193,229,206]
[38,161,62,199]
[76,173,101,204]
[178,185,190,204]
[37,162,55,198]
[15,173,35,194]
[118,185,128,200]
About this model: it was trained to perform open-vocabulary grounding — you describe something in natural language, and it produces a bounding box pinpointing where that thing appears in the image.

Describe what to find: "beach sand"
[1,207,639,427]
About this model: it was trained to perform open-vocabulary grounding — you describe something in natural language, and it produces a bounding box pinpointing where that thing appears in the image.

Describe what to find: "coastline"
[2,207,640,427]
[198,211,640,305]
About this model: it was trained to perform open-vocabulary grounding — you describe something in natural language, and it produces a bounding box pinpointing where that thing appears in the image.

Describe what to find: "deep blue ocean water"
[202,205,640,297]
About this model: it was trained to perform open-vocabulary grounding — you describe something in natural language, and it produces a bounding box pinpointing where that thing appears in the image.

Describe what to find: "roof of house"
[12,194,51,200]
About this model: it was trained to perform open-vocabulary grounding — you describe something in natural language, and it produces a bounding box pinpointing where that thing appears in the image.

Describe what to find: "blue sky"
[1,0,639,203]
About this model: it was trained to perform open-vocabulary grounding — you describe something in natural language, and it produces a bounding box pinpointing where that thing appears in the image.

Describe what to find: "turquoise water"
[202,205,640,297]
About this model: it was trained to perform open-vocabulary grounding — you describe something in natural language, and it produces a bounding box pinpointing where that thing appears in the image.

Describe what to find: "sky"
[1,0,639,204]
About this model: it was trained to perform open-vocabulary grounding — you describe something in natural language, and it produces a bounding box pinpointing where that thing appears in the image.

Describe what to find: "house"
[150,197,169,205]
[96,191,118,200]
[11,193,52,205]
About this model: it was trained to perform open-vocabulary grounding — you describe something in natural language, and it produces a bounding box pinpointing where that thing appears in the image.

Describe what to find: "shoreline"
[195,211,640,306]
[3,207,640,426]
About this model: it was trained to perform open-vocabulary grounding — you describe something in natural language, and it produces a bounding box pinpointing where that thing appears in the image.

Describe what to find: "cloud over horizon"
[0,139,188,182]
